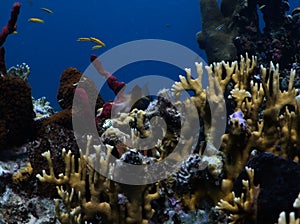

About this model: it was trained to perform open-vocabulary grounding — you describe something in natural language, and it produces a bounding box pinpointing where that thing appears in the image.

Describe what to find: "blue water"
[1,0,202,111]
[0,1,299,111]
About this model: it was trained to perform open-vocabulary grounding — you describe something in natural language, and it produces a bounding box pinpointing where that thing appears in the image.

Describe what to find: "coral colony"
[0,1,300,224]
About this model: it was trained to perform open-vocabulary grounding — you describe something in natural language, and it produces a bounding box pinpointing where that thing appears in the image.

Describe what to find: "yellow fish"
[40,7,53,14]
[28,18,44,23]
[91,45,104,50]
[77,37,92,42]
[89,37,106,47]
[12,31,18,34]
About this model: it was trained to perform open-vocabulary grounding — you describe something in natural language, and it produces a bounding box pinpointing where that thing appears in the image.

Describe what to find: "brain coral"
[0,75,35,150]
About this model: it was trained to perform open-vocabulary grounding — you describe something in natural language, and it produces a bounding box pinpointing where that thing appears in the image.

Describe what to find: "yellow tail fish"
[77,37,91,42]
[91,45,103,50]
[40,7,53,14]
[28,17,44,23]
[89,37,106,47]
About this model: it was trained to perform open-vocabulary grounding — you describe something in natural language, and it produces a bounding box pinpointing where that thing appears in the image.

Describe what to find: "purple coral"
[229,110,247,125]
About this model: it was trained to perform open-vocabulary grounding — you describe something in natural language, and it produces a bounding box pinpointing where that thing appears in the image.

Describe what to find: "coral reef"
[165,53,300,223]
[216,166,259,224]
[1,0,300,223]
[197,0,300,73]
[36,136,160,224]
[31,53,300,223]
[1,52,299,223]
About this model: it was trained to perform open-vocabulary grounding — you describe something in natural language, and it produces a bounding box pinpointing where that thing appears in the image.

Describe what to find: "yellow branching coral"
[172,63,207,120]
[231,53,257,90]
[214,60,236,92]
[143,184,160,219]
[229,88,251,110]
[216,167,260,224]
[259,63,297,157]
[54,187,81,224]
[241,80,264,128]
[228,60,299,159]
[221,55,299,181]
[122,184,160,224]
[37,135,160,223]
[172,61,228,145]
[36,135,113,223]
[171,54,300,213]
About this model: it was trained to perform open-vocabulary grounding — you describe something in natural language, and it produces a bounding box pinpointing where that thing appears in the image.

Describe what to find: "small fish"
[12,31,18,34]
[77,37,106,47]
[89,37,106,47]
[28,17,44,23]
[40,7,53,14]
[215,24,225,31]
[259,5,266,10]
[77,37,92,42]
[165,23,171,28]
[91,45,103,50]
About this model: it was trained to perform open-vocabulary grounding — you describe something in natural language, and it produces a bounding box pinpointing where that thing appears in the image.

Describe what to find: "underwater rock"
[0,186,57,224]
[233,152,300,224]
[198,0,300,71]
[196,0,238,63]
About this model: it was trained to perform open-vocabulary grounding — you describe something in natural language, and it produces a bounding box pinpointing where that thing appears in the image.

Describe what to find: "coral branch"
[0,2,20,46]
[0,2,21,75]
[90,54,125,95]
[216,167,260,224]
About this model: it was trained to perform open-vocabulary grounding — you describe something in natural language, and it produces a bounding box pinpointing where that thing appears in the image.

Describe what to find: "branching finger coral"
[172,61,228,146]
[54,187,82,224]
[36,135,160,224]
[216,167,260,224]
[36,136,113,223]
[7,62,30,81]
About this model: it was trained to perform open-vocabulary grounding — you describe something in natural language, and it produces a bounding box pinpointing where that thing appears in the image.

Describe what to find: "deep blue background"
[0,1,298,110]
